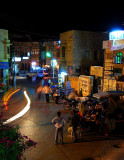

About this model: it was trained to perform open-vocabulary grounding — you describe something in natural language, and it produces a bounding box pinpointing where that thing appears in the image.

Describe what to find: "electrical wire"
[0,13,59,39]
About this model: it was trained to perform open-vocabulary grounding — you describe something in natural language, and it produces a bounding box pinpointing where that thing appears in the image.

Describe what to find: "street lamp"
[46,52,51,58]
[13,51,16,89]
[11,46,16,89]
[46,51,55,84]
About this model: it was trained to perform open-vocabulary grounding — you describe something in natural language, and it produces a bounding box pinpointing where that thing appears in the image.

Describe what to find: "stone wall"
[60,30,107,76]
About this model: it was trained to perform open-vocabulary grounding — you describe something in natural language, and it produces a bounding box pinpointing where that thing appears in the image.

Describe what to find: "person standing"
[52,111,66,144]
[71,110,80,142]
[41,78,44,86]
[48,78,51,87]
[55,87,60,104]
[43,84,51,103]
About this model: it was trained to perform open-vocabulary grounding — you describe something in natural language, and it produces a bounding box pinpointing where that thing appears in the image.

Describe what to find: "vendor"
[68,90,78,100]
[55,87,60,104]
[68,91,79,109]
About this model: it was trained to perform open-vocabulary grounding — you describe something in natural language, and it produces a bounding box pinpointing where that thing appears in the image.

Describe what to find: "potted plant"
[0,120,37,160]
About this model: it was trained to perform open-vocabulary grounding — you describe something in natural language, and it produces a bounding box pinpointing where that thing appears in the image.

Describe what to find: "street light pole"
[52,50,54,85]
[13,50,16,89]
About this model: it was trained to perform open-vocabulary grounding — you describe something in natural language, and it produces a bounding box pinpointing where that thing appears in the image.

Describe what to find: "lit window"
[115,52,123,64]
[85,51,88,59]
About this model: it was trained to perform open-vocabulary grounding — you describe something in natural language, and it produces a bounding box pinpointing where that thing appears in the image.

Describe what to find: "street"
[9,76,124,160]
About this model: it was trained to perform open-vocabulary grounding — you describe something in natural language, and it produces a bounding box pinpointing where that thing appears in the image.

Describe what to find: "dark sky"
[0,3,124,41]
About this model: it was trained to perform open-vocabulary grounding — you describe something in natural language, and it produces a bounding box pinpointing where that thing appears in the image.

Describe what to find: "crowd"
[35,78,116,144]
[35,78,60,104]
[75,97,116,137]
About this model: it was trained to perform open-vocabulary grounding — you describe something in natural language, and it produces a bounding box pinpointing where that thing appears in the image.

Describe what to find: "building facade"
[0,29,10,80]
[60,30,107,76]
[12,41,40,72]
[103,30,124,91]
[45,41,60,69]
[12,40,60,73]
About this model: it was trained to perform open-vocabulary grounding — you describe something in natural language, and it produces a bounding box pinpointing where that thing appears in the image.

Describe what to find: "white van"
[26,70,44,79]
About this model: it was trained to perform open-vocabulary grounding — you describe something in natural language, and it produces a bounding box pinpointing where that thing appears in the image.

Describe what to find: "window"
[85,51,88,59]
[7,47,10,54]
[57,50,60,57]
[76,69,81,73]
[115,52,123,64]
[101,50,104,60]
[114,68,122,76]
[62,46,65,57]
[25,63,27,70]
[94,51,98,60]
[21,63,24,70]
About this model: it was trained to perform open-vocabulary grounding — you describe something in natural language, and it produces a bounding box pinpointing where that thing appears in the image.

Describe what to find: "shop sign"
[111,39,124,50]
[103,40,113,49]
[103,39,124,50]
[109,30,124,40]
[0,62,9,69]
[111,44,124,50]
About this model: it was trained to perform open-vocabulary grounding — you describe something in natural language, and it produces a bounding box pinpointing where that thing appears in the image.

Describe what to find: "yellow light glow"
[4,88,20,107]
[3,91,31,125]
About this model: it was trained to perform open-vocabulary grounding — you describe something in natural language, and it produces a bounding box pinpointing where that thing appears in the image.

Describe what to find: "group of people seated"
[67,98,110,141]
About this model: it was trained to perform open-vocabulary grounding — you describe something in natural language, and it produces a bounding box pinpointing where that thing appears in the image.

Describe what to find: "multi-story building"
[12,41,41,72]
[60,30,108,76]
[0,29,10,80]
[103,30,124,91]
[12,40,60,73]
[45,41,60,69]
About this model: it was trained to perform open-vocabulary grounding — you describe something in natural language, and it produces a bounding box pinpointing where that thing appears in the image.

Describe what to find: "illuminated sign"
[12,57,21,62]
[23,57,29,60]
[103,40,113,49]
[103,39,124,50]
[109,30,124,40]
[51,59,57,67]
[0,62,9,69]
[32,62,36,65]
[46,52,51,57]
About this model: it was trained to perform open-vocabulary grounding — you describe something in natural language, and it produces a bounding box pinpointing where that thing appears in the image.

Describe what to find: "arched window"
[115,52,123,64]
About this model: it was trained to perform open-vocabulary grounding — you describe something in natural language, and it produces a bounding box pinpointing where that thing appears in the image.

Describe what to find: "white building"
[0,29,10,86]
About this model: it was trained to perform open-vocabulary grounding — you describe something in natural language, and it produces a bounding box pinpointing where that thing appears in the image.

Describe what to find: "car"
[26,70,44,79]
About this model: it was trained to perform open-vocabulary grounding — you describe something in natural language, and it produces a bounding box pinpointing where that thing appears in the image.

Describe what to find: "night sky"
[0,3,124,41]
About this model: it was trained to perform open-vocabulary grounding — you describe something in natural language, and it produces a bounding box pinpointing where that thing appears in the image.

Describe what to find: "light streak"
[4,88,20,108]
[3,91,31,125]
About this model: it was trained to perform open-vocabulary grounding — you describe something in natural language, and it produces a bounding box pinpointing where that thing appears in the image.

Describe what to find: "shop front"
[78,75,94,97]
[0,62,9,92]
[103,30,124,91]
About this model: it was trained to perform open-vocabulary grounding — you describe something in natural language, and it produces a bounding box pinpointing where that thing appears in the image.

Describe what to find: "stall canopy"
[93,91,124,99]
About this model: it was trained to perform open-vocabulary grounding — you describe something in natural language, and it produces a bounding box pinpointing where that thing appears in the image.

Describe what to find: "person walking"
[52,111,66,144]
[36,84,43,101]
